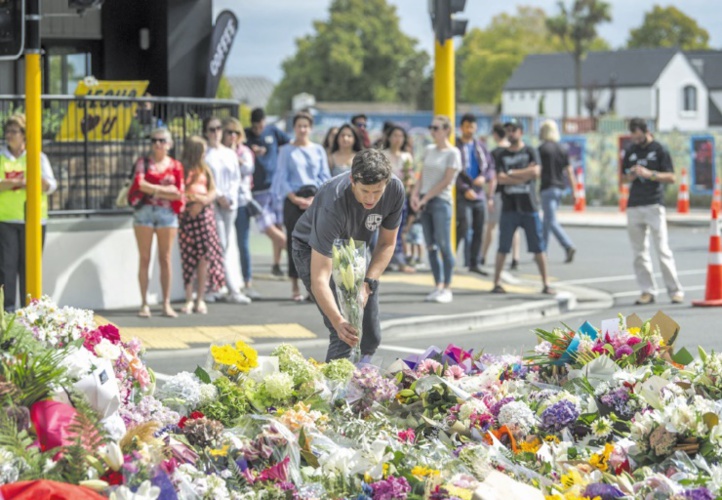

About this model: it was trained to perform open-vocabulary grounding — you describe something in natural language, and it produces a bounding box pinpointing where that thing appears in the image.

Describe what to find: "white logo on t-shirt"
[365,214,383,231]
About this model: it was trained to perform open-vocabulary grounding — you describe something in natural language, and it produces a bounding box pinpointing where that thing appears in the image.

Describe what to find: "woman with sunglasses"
[272,111,330,302]
[131,127,184,318]
[204,116,251,305]
[221,117,260,299]
[0,114,57,312]
[410,115,461,303]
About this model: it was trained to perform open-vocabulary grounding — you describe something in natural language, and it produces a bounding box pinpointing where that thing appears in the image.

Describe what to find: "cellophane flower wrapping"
[331,238,367,363]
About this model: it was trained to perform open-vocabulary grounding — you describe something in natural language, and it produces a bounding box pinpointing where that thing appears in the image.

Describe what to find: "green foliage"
[1,343,73,407]
[216,75,234,100]
[457,6,608,105]
[269,0,429,113]
[197,377,249,426]
[53,410,108,485]
[627,5,710,50]
[547,0,612,116]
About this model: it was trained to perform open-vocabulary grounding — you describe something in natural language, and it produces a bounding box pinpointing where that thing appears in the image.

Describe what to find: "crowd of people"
[0,109,684,315]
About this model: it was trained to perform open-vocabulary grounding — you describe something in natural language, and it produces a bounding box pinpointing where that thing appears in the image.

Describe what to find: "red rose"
[101,470,124,485]
[177,411,205,429]
[99,324,121,345]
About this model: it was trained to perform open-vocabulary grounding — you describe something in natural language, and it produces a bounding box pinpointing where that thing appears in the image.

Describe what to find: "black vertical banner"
[205,10,239,98]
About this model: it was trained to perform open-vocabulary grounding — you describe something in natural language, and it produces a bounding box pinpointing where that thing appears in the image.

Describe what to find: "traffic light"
[429,0,468,43]
[0,0,24,61]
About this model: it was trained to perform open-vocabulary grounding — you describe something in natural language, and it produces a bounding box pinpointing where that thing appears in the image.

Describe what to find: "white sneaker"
[244,288,262,300]
[425,289,442,302]
[435,289,453,303]
[228,292,252,304]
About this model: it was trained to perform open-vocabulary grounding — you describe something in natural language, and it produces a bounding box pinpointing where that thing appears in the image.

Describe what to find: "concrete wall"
[44,216,244,310]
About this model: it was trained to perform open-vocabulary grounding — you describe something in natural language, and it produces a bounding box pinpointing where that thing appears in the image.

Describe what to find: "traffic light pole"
[25,0,42,303]
[433,38,457,252]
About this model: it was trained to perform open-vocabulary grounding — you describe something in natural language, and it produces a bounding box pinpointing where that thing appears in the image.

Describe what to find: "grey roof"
[709,97,722,126]
[227,76,276,109]
[504,48,679,91]
[685,51,722,90]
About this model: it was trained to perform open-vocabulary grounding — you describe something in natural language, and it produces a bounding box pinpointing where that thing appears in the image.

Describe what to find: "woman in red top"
[131,127,185,318]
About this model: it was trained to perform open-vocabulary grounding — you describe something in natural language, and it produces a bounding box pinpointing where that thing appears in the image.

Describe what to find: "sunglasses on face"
[224,130,241,136]
[355,123,366,129]
[428,125,445,132]
[151,138,167,144]
[207,126,221,133]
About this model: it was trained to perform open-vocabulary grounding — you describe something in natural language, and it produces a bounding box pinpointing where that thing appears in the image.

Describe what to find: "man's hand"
[250,144,267,156]
[631,165,652,180]
[464,190,478,201]
[410,194,421,213]
[333,319,359,347]
[295,196,313,210]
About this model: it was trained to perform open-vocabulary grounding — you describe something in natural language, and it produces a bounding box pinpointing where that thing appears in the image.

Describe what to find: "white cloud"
[213,0,721,82]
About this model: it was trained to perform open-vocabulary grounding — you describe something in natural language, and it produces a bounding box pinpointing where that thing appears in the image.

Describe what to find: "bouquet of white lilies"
[331,238,367,363]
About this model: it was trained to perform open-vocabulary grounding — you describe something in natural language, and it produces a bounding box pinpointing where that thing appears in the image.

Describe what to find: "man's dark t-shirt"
[622,140,673,207]
[495,145,541,213]
[491,146,505,194]
[244,125,290,192]
[293,175,405,257]
[538,141,570,191]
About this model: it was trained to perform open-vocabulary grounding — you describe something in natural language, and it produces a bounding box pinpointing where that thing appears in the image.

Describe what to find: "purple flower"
[489,396,515,418]
[684,488,714,500]
[370,475,411,500]
[582,483,624,500]
[614,344,634,358]
[541,400,580,432]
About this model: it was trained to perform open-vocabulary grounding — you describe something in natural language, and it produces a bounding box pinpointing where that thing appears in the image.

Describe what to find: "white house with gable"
[501,48,717,132]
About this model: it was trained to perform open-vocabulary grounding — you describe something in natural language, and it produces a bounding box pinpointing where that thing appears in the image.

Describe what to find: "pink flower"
[417,359,442,376]
[398,428,416,444]
[627,336,642,346]
[444,365,466,380]
[99,324,121,344]
[257,456,290,483]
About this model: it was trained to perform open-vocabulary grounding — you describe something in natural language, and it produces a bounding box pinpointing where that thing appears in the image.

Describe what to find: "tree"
[547,0,612,116]
[216,75,234,99]
[457,6,608,105]
[269,0,429,113]
[627,5,710,50]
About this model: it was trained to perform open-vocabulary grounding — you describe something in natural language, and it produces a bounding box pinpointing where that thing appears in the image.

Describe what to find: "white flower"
[710,424,722,447]
[497,401,535,435]
[534,341,552,355]
[158,372,202,410]
[199,383,218,406]
[95,338,121,360]
[458,398,489,421]
[591,417,613,438]
[109,480,160,500]
[261,371,294,402]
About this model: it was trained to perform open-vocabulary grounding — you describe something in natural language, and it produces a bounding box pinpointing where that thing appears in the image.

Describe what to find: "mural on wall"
[561,136,586,195]
[690,136,715,193]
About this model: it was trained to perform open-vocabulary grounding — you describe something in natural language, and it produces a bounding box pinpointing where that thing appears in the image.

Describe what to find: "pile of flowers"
[2,297,722,499]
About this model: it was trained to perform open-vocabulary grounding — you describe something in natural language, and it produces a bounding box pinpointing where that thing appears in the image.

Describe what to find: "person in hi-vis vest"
[0,114,57,312]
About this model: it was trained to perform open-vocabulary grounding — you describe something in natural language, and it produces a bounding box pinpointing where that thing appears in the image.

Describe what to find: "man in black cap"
[245,108,290,277]
[492,119,554,295]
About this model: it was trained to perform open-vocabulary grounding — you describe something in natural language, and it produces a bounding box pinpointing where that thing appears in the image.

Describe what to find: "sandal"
[542,286,557,295]
[180,301,194,315]
[491,284,506,294]
[292,293,304,303]
[137,305,151,318]
[162,306,178,318]
[195,300,208,315]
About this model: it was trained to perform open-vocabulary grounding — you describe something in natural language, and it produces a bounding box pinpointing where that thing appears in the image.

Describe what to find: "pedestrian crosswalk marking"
[92,316,317,350]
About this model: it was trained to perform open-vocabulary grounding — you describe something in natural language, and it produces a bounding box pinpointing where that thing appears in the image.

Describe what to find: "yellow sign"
[56,80,149,142]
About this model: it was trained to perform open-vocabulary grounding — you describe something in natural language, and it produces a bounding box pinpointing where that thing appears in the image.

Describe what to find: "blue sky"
[214,0,721,83]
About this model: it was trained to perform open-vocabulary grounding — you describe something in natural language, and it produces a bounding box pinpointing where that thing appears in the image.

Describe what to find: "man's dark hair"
[492,123,505,139]
[628,117,648,134]
[250,108,265,124]
[351,114,367,125]
[460,113,476,125]
[292,111,314,127]
[351,149,392,185]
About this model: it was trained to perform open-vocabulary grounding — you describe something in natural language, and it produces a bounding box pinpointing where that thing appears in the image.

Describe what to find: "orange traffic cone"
[619,184,629,213]
[712,177,722,214]
[574,167,586,212]
[692,209,722,307]
[677,168,690,214]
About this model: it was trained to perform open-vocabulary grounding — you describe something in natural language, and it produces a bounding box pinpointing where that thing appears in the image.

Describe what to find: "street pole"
[434,38,456,252]
[25,0,42,303]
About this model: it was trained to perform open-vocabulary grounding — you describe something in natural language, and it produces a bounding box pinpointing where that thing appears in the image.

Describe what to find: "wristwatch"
[364,277,379,293]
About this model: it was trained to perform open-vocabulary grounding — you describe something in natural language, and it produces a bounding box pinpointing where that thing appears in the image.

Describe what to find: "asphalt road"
[146,224,721,377]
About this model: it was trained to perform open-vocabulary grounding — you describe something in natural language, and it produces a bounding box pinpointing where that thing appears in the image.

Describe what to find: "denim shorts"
[133,204,178,229]
[499,211,545,254]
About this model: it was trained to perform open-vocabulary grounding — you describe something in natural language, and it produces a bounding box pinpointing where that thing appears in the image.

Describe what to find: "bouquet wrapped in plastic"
[331,238,367,363]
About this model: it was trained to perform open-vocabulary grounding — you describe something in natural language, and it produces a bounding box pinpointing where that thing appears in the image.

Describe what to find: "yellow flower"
[628,327,641,336]
[520,437,542,453]
[443,484,473,500]
[382,463,389,478]
[235,341,258,372]
[411,465,440,478]
[560,469,586,489]
[589,443,614,472]
[209,444,229,457]
[544,435,560,444]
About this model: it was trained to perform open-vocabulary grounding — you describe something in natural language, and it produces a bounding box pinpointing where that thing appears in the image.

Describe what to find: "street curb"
[558,213,711,229]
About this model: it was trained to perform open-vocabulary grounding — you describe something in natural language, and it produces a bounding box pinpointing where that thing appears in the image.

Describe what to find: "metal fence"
[0,95,239,217]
